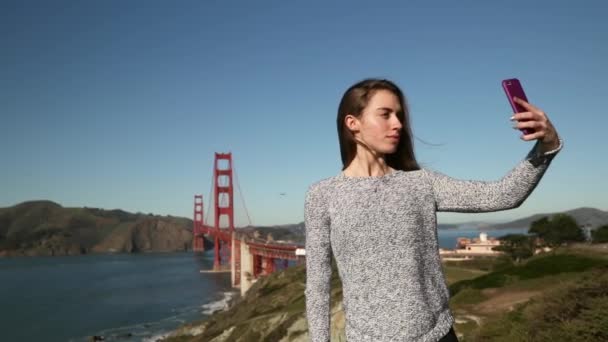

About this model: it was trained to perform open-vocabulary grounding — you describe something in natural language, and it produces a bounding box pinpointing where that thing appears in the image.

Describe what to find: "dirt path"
[474,289,541,314]
[455,314,483,326]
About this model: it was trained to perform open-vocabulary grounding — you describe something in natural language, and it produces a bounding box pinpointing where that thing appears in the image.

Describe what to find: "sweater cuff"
[525,137,564,167]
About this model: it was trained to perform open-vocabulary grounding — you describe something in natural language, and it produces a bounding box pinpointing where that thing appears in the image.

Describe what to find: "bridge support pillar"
[231,231,241,288]
[239,237,255,296]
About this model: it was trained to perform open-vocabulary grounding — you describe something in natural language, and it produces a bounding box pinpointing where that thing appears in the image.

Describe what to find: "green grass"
[443,256,511,272]
[448,248,608,341]
[451,288,488,306]
[443,266,489,285]
[470,269,608,342]
[454,318,478,341]
[449,253,608,296]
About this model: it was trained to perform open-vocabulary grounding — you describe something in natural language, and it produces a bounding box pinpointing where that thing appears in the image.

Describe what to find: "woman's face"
[348,89,403,155]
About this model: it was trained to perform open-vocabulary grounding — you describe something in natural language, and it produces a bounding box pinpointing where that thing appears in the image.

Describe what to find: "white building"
[440,232,503,257]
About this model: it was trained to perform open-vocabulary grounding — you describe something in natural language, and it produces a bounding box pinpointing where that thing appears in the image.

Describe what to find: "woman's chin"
[382,145,399,154]
[369,143,398,155]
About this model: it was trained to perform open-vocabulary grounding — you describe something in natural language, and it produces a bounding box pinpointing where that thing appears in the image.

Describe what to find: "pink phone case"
[502,78,534,135]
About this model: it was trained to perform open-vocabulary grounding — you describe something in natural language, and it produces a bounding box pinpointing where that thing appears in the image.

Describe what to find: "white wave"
[200,291,238,315]
[78,293,238,341]
[79,307,199,341]
[142,332,170,342]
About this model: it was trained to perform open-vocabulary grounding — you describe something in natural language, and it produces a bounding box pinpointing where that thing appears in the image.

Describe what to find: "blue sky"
[1,0,607,226]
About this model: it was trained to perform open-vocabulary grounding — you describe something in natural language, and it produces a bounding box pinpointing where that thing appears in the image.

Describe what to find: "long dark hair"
[337,78,420,171]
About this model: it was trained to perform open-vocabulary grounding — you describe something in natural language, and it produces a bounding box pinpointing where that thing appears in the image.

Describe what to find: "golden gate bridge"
[192,152,305,294]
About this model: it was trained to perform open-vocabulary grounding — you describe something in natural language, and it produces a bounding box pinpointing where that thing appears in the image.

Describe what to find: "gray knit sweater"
[304,139,563,342]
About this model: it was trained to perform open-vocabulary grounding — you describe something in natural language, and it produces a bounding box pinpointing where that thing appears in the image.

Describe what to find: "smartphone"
[502,78,534,135]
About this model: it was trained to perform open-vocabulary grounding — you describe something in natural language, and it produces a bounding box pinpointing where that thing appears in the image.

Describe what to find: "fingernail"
[510,116,515,120]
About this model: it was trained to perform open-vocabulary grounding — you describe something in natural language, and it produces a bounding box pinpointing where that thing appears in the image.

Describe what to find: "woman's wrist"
[538,135,560,154]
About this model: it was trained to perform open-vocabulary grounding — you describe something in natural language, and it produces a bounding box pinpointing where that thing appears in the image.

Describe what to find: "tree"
[529,217,550,236]
[528,214,584,247]
[493,234,535,263]
[592,225,608,243]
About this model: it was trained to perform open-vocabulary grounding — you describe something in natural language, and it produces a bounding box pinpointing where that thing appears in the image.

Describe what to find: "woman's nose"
[391,116,402,130]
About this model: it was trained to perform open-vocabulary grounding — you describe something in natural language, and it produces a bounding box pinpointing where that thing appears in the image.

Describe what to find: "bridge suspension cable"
[233,161,253,227]
[204,165,214,227]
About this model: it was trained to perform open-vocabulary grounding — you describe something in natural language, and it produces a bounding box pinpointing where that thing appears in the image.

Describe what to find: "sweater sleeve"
[423,139,563,213]
[304,183,332,342]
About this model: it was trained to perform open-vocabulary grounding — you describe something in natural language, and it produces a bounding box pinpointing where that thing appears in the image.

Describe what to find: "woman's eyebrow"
[376,107,402,112]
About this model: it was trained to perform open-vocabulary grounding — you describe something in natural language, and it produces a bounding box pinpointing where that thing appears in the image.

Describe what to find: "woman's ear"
[345,114,360,133]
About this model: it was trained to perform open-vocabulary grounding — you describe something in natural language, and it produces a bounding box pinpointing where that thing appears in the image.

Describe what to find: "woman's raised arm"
[425,97,563,213]
[423,138,563,213]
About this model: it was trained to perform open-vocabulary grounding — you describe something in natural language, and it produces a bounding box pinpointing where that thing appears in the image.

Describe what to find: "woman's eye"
[381,112,390,118]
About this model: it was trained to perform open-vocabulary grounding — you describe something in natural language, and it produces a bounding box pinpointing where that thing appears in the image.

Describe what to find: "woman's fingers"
[509,110,559,146]
[511,111,536,121]
[512,120,547,141]
[512,98,550,125]
[513,96,542,113]
[510,111,547,129]
[520,130,545,141]
[510,98,560,148]
[512,119,545,131]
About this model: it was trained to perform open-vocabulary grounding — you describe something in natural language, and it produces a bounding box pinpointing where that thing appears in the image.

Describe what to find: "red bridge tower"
[192,195,205,252]
[213,152,235,271]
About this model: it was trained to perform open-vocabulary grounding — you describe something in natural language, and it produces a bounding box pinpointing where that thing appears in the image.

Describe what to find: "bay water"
[437,227,528,249]
[0,251,236,342]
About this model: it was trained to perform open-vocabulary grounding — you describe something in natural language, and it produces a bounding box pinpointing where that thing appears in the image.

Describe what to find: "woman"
[304,78,562,342]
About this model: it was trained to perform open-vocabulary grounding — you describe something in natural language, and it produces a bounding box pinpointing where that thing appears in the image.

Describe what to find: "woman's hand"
[510,97,560,153]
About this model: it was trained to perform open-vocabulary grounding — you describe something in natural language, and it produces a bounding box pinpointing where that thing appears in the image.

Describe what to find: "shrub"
[493,234,535,263]
[591,224,608,243]
[449,254,607,297]
[529,214,584,247]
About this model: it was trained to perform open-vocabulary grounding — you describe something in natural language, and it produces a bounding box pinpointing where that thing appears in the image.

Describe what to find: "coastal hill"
[491,207,608,230]
[242,207,608,243]
[0,200,212,257]
[237,223,479,244]
[237,222,305,244]
[164,245,608,341]
[3,200,606,257]
[435,207,608,230]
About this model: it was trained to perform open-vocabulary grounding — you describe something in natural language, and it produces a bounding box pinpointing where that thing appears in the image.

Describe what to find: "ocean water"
[0,251,237,342]
[437,227,529,249]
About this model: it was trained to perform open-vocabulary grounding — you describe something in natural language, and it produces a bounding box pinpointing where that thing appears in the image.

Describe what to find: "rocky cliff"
[163,260,346,342]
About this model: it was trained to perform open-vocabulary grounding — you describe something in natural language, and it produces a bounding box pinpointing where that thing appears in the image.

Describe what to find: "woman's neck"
[343,150,393,177]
